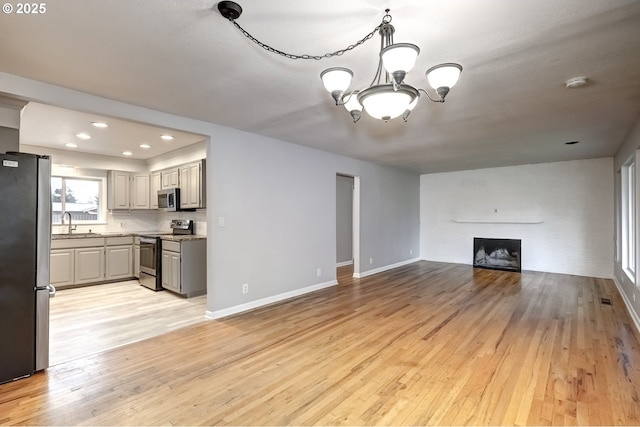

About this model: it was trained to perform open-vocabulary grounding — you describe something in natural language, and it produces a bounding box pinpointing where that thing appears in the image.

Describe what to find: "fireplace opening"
[473,237,521,272]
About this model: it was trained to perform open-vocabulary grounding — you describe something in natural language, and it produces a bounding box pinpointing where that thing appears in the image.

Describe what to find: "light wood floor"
[2,261,640,425]
[50,281,207,365]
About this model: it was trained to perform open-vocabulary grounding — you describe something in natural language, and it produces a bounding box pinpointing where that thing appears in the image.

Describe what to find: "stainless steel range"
[139,219,194,291]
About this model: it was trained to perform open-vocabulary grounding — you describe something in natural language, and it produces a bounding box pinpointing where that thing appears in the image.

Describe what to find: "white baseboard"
[612,277,640,334]
[336,260,353,268]
[354,257,420,279]
[206,279,338,320]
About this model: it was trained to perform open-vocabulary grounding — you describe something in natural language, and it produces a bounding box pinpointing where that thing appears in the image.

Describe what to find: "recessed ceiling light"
[91,121,108,128]
[565,141,580,145]
[76,133,91,140]
[139,144,151,149]
[122,151,133,156]
[65,143,77,148]
[160,134,174,141]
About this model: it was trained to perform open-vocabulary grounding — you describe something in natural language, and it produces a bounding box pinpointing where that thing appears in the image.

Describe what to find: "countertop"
[52,232,206,240]
[159,235,206,242]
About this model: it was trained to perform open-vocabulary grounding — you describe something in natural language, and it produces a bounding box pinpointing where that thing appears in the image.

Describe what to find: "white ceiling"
[20,102,205,160]
[1,0,640,173]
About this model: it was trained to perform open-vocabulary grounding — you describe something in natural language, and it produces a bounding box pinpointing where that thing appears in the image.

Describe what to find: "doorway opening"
[16,101,211,367]
[336,174,360,283]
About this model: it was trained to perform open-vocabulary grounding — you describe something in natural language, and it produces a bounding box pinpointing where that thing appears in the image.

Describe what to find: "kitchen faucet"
[62,211,75,235]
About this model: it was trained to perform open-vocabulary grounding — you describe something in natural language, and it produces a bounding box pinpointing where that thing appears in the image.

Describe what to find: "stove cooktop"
[138,233,172,238]
[139,220,194,238]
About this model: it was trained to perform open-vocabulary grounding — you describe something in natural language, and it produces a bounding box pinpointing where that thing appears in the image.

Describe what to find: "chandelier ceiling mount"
[218,1,242,20]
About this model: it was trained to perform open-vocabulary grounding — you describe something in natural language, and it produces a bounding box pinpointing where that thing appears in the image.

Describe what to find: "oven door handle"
[140,237,158,244]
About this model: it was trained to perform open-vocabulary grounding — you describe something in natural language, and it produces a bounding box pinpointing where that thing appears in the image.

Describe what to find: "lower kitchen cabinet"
[106,245,133,281]
[161,238,206,297]
[50,236,135,288]
[74,247,105,285]
[50,249,75,287]
[161,248,181,293]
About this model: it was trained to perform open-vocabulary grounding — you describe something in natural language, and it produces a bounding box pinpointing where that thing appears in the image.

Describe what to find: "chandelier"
[217,2,462,123]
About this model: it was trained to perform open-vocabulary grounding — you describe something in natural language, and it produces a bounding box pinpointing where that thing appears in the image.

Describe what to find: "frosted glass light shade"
[343,91,362,112]
[357,84,419,121]
[406,95,419,111]
[380,43,420,74]
[320,67,353,93]
[425,63,463,89]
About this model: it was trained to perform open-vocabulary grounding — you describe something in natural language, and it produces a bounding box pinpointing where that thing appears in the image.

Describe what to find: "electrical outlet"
[410,249,413,255]
[316,268,321,277]
[242,283,249,294]
[369,257,373,265]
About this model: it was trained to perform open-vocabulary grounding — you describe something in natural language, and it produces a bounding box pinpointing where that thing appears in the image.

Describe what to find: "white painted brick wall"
[420,158,614,278]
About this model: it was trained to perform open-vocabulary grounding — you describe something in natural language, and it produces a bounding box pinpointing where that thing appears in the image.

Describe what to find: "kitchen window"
[51,176,104,224]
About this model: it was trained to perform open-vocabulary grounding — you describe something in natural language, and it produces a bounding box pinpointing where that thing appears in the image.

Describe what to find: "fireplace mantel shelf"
[453,219,544,224]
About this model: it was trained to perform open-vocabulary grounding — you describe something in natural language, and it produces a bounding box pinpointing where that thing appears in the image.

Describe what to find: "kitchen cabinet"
[130,173,150,209]
[74,247,105,285]
[161,247,181,293]
[51,245,105,287]
[106,245,133,280]
[179,159,206,209]
[161,168,179,190]
[106,236,134,281]
[161,238,206,297]
[108,171,151,210]
[50,236,134,288]
[107,170,130,209]
[52,237,105,287]
[150,171,161,209]
[50,249,75,287]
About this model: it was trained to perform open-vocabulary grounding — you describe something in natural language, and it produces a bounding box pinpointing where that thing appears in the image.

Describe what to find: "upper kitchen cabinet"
[150,171,161,209]
[107,171,151,210]
[107,171,130,209]
[179,159,206,210]
[161,168,179,190]
[130,173,150,209]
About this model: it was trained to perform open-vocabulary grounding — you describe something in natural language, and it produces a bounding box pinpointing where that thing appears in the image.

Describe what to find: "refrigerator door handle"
[35,284,56,298]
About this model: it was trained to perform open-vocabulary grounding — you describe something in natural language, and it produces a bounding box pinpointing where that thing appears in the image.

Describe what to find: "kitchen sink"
[52,232,101,239]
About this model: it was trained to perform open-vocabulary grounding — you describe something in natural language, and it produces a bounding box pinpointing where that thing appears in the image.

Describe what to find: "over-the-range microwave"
[158,188,180,211]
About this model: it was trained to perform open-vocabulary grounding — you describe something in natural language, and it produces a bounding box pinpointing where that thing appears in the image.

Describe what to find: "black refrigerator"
[0,152,55,384]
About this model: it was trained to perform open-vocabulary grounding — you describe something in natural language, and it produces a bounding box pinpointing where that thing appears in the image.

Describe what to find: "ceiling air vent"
[565,77,588,89]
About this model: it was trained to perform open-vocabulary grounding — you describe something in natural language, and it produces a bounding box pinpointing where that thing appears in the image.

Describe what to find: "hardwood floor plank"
[2,261,640,425]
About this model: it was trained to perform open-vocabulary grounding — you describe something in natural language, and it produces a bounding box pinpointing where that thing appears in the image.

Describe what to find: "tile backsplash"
[52,209,207,235]
[158,210,207,235]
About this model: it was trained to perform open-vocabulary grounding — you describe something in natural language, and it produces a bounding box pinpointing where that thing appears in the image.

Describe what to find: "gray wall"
[0,126,19,153]
[336,175,353,264]
[208,129,420,313]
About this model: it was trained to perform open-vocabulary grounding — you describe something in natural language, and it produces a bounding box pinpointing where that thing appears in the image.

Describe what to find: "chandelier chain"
[229,18,387,60]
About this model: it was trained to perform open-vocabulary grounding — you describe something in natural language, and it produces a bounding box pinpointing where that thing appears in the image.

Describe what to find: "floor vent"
[600,298,612,305]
